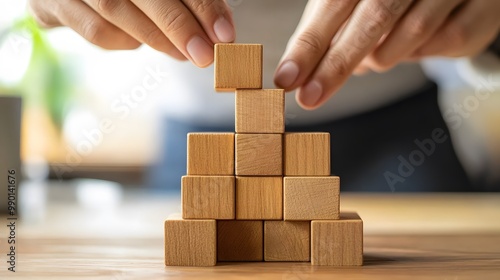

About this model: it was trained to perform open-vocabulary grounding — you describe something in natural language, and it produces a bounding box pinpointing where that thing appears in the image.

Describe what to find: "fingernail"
[214,17,235,42]
[299,80,322,108]
[274,60,299,88]
[187,36,213,67]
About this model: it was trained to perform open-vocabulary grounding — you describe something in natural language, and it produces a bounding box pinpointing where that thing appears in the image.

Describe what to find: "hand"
[274,0,500,110]
[28,0,236,67]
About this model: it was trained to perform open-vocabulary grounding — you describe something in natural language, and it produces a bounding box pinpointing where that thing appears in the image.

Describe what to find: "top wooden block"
[187,133,234,175]
[215,44,263,91]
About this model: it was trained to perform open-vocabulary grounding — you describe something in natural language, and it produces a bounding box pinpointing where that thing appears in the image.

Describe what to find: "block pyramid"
[164,44,363,266]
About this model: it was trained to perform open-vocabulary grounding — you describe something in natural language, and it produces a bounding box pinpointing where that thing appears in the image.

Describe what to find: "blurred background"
[0,1,185,224]
[1,1,170,188]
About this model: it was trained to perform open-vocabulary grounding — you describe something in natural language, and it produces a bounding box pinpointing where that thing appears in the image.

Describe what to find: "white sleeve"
[421,52,500,188]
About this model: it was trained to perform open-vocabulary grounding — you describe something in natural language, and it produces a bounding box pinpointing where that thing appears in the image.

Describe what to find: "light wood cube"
[164,216,216,266]
[236,89,284,133]
[182,176,235,219]
[284,133,330,176]
[217,221,263,261]
[264,221,310,261]
[311,212,363,266]
[235,134,282,176]
[187,133,234,175]
[236,177,282,220]
[284,177,340,220]
[214,44,262,91]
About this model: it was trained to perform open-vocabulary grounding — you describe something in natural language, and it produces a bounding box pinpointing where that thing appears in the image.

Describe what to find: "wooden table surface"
[1,184,500,279]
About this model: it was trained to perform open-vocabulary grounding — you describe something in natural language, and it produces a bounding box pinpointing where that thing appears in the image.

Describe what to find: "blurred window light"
[0,32,32,86]
[1,1,162,167]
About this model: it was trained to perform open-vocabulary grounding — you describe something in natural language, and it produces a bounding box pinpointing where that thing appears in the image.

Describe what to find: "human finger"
[413,0,500,58]
[181,0,235,43]
[83,0,185,59]
[297,0,412,109]
[131,0,218,67]
[54,0,141,50]
[369,0,464,71]
[274,0,359,90]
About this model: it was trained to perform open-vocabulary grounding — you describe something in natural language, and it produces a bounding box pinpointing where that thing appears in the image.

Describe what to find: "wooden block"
[164,216,216,266]
[236,89,284,133]
[311,212,363,266]
[217,221,263,261]
[264,221,310,261]
[182,176,235,219]
[236,177,282,220]
[284,177,340,220]
[187,133,234,175]
[284,133,330,176]
[235,134,282,176]
[214,44,262,91]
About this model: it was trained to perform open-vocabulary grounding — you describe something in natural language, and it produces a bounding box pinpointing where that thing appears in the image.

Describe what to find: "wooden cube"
[264,221,310,261]
[164,216,216,266]
[217,221,263,261]
[182,176,235,219]
[236,177,282,220]
[284,133,330,176]
[214,44,262,91]
[311,212,363,266]
[235,134,282,176]
[236,89,284,133]
[284,177,340,220]
[187,133,234,175]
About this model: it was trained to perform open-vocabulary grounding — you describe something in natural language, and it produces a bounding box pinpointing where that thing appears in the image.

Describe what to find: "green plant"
[0,16,74,130]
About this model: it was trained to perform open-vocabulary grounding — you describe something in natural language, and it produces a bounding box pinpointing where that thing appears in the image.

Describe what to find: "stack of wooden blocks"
[164,44,363,267]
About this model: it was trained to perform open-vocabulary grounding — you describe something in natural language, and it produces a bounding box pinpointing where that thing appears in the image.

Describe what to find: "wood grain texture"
[236,177,282,220]
[214,44,262,91]
[284,133,330,176]
[187,133,234,175]
[217,220,263,261]
[235,89,284,133]
[10,193,500,278]
[264,221,310,261]
[311,212,363,266]
[235,134,282,176]
[164,217,216,266]
[284,176,340,221]
[182,176,235,219]
[12,235,500,279]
